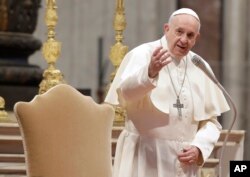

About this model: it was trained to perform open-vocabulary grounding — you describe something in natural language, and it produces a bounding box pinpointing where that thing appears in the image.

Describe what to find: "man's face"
[164,14,200,59]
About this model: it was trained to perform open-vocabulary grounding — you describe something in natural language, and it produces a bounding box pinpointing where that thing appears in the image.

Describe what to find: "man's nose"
[180,35,188,43]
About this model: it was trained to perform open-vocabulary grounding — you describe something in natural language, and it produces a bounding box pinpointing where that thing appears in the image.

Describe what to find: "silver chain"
[166,57,187,98]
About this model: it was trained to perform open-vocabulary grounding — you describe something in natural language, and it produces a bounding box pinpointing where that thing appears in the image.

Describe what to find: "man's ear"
[163,23,169,33]
[195,33,200,42]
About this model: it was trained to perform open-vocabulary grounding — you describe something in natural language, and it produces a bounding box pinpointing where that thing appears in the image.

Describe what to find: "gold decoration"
[0,96,9,122]
[39,0,65,94]
[108,0,128,126]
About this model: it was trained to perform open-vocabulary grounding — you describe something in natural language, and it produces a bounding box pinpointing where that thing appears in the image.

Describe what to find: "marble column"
[222,0,248,129]
[222,0,248,158]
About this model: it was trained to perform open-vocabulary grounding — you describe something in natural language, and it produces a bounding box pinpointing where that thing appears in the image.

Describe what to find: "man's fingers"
[178,154,196,165]
[155,49,168,60]
[149,47,171,78]
[152,46,168,61]
[178,147,200,165]
[160,54,172,65]
[152,46,163,56]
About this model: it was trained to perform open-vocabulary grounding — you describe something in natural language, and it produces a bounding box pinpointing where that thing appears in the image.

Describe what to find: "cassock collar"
[150,36,229,121]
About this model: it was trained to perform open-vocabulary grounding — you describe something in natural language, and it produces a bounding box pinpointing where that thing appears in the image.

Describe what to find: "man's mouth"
[177,44,186,50]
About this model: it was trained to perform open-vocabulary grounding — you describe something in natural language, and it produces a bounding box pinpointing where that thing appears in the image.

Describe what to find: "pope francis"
[105,8,230,177]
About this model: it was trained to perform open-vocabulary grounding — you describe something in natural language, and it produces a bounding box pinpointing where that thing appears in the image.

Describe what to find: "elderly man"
[105,8,229,177]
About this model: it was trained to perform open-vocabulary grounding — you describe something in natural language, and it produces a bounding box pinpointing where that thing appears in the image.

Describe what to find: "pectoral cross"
[173,96,183,117]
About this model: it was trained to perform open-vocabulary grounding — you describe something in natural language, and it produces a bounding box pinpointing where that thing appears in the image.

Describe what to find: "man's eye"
[188,33,195,39]
[176,30,182,35]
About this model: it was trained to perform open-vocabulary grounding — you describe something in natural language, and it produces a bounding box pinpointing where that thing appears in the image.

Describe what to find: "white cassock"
[105,36,230,177]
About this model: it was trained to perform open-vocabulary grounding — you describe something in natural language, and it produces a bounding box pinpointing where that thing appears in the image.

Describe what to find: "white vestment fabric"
[105,36,230,177]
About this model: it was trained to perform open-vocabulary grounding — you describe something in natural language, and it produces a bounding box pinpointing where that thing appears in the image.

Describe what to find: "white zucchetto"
[170,8,200,22]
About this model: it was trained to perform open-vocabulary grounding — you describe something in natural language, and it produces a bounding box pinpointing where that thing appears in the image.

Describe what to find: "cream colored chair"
[14,84,114,177]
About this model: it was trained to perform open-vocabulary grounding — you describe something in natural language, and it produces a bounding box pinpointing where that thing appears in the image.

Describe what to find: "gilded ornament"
[110,43,128,67]
[107,0,128,126]
[0,96,9,122]
[45,9,58,27]
[42,40,61,63]
[39,0,65,94]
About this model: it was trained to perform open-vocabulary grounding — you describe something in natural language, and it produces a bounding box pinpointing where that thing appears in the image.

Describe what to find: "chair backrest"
[14,84,114,177]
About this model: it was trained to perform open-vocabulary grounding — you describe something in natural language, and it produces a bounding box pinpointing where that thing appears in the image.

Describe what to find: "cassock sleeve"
[190,117,222,166]
[118,64,158,106]
[105,43,156,105]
